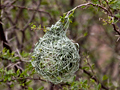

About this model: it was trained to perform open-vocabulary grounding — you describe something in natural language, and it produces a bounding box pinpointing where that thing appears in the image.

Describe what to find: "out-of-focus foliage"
[0,0,120,90]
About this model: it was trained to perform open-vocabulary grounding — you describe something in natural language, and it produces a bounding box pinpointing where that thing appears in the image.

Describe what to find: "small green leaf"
[37,86,44,90]
[81,6,86,8]
[10,84,14,88]
[8,77,11,81]
[17,69,20,76]
[41,1,49,5]
[90,78,95,83]
[97,84,101,90]
[72,75,76,81]
[28,87,33,90]
[103,75,108,81]
[83,80,87,84]
[57,76,61,80]
[41,17,47,21]
[115,13,120,18]
[82,66,90,70]
[25,80,32,85]
[91,64,95,69]
[84,32,88,36]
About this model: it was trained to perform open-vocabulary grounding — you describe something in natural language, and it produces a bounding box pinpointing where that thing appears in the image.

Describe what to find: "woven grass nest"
[31,16,80,84]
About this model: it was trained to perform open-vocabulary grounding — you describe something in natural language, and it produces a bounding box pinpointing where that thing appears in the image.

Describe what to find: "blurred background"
[0,0,120,90]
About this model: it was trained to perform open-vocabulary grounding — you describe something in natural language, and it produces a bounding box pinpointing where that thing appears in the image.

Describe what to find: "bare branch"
[67,2,120,35]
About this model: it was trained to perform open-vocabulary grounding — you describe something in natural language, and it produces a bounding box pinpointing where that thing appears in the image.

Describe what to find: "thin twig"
[85,56,95,77]
[22,1,41,31]
[11,5,53,22]
[16,49,31,62]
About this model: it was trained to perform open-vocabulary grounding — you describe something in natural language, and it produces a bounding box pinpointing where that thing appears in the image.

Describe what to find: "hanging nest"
[31,16,80,84]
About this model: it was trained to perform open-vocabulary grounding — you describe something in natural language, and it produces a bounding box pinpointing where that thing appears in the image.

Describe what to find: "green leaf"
[84,32,88,36]
[91,64,95,69]
[57,76,61,80]
[115,13,120,18]
[83,80,87,84]
[72,75,76,81]
[41,17,47,22]
[97,84,101,90]
[8,77,11,81]
[82,66,90,70]
[31,25,36,29]
[102,75,108,81]
[25,80,32,85]
[90,78,95,83]
[41,1,49,5]
[37,87,44,90]
[17,69,20,76]
[11,52,15,56]
[28,87,33,90]
[21,83,24,86]
[10,84,14,88]
[81,6,86,8]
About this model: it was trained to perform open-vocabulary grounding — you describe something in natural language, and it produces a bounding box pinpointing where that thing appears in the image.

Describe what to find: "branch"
[21,1,41,31]
[112,23,120,35]
[0,77,48,83]
[0,19,12,52]
[2,4,53,22]
[79,66,109,90]
[67,2,120,35]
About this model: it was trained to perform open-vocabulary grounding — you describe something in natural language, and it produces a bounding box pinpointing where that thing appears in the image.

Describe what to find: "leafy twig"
[79,66,109,90]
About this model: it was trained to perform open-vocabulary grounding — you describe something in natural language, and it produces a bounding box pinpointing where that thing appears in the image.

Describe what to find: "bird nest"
[31,16,80,84]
